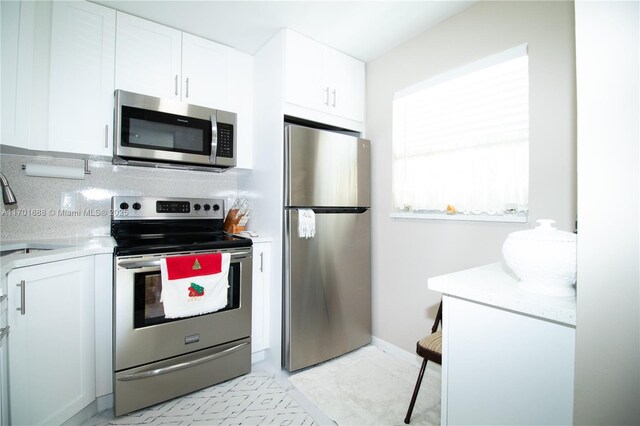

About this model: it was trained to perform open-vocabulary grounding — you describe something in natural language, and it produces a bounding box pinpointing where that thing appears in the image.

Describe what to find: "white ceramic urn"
[502,219,577,297]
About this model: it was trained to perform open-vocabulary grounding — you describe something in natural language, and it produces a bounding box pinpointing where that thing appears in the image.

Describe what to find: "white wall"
[366,1,576,352]
[574,2,640,424]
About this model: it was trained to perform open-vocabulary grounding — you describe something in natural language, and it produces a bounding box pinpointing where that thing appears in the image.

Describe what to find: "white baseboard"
[251,350,267,364]
[62,394,113,425]
[97,393,113,411]
[371,336,442,376]
[63,400,97,425]
[372,336,422,367]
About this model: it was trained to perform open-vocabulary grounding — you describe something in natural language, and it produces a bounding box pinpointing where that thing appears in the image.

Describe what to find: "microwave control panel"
[217,123,234,158]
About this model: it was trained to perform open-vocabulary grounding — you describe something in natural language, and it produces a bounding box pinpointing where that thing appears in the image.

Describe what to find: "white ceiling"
[91,1,475,62]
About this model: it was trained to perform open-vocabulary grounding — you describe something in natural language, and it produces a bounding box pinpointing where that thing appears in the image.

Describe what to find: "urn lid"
[508,219,576,242]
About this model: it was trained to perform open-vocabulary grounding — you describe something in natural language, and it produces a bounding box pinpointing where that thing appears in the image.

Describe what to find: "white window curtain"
[392,45,529,217]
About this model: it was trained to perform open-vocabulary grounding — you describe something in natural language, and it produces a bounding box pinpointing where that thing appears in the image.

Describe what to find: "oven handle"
[117,259,161,269]
[117,341,249,382]
[117,250,251,269]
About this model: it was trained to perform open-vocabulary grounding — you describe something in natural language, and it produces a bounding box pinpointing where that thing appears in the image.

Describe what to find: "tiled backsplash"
[0,154,238,240]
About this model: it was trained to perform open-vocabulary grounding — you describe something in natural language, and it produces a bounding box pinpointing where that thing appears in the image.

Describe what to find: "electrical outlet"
[60,192,76,211]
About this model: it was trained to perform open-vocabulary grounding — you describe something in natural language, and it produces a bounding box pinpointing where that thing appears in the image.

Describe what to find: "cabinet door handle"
[175,75,179,96]
[17,280,25,315]
[331,89,336,107]
[324,87,329,106]
[259,252,264,272]
[185,78,189,98]
[104,124,109,149]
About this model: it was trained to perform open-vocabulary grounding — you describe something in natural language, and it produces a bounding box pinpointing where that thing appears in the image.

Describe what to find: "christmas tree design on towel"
[160,253,231,318]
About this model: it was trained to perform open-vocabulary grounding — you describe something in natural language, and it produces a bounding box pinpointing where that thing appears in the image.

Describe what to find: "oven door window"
[133,262,240,328]
[121,106,212,155]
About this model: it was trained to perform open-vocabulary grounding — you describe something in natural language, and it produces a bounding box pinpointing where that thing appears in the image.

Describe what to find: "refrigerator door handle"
[287,207,368,214]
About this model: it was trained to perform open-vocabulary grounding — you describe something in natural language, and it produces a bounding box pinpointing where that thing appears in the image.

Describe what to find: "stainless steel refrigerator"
[283,124,371,372]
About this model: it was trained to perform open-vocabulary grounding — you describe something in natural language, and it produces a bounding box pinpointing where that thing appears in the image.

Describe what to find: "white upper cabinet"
[115,13,232,111]
[115,12,253,166]
[2,2,254,165]
[181,33,230,110]
[115,13,181,101]
[323,47,365,123]
[1,0,35,150]
[48,1,116,156]
[283,30,365,126]
[114,12,254,166]
[284,32,324,111]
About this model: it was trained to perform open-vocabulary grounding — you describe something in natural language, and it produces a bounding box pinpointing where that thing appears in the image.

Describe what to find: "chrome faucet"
[0,172,17,205]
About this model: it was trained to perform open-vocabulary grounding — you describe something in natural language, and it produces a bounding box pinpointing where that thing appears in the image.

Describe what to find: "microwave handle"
[210,113,218,165]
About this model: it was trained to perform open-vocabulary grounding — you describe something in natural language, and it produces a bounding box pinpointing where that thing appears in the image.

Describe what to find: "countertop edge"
[1,236,115,278]
[428,262,577,327]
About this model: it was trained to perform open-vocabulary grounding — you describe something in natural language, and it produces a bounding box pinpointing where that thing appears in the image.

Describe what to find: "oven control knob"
[119,202,129,210]
[193,204,201,211]
[132,202,141,211]
[213,204,220,211]
[203,204,211,211]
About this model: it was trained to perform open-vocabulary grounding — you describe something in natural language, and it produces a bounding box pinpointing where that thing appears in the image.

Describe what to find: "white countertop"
[428,262,576,327]
[0,236,115,278]
[230,232,272,244]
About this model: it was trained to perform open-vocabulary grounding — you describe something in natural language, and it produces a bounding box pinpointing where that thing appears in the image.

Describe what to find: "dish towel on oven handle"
[160,253,231,319]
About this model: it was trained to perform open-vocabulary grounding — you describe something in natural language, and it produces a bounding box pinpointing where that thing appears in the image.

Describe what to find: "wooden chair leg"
[404,358,428,424]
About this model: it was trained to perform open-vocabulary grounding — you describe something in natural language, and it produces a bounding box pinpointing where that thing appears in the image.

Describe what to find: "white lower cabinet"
[251,242,270,353]
[7,256,96,425]
[0,292,8,426]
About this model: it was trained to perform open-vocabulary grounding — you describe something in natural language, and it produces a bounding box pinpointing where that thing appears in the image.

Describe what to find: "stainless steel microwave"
[113,90,237,171]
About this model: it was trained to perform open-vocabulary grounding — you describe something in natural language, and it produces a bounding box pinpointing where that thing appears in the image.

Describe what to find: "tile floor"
[85,367,333,426]
[85,345,440,426]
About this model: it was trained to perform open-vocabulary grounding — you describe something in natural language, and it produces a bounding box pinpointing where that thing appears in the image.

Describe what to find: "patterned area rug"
[95,371,318,425]
[289,345,441,426]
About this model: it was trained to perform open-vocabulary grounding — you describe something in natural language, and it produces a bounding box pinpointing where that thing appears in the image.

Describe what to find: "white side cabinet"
[251,242,271,353]
[48,1,115,157]
[283,30,365,125]
[7,256,96,426]
[228,50,254,169]
[442,295,575,425]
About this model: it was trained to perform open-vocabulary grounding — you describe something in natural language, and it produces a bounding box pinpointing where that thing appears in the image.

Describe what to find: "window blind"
[392,44,529,217]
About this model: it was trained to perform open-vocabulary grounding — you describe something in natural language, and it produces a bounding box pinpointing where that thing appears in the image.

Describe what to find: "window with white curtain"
[392,45,529,222]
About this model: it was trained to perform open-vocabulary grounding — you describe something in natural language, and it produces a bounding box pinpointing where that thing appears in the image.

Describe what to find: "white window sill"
[390,212,528,223]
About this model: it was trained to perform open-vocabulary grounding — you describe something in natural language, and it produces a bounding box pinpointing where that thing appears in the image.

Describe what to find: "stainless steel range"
[111,196,252,416]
